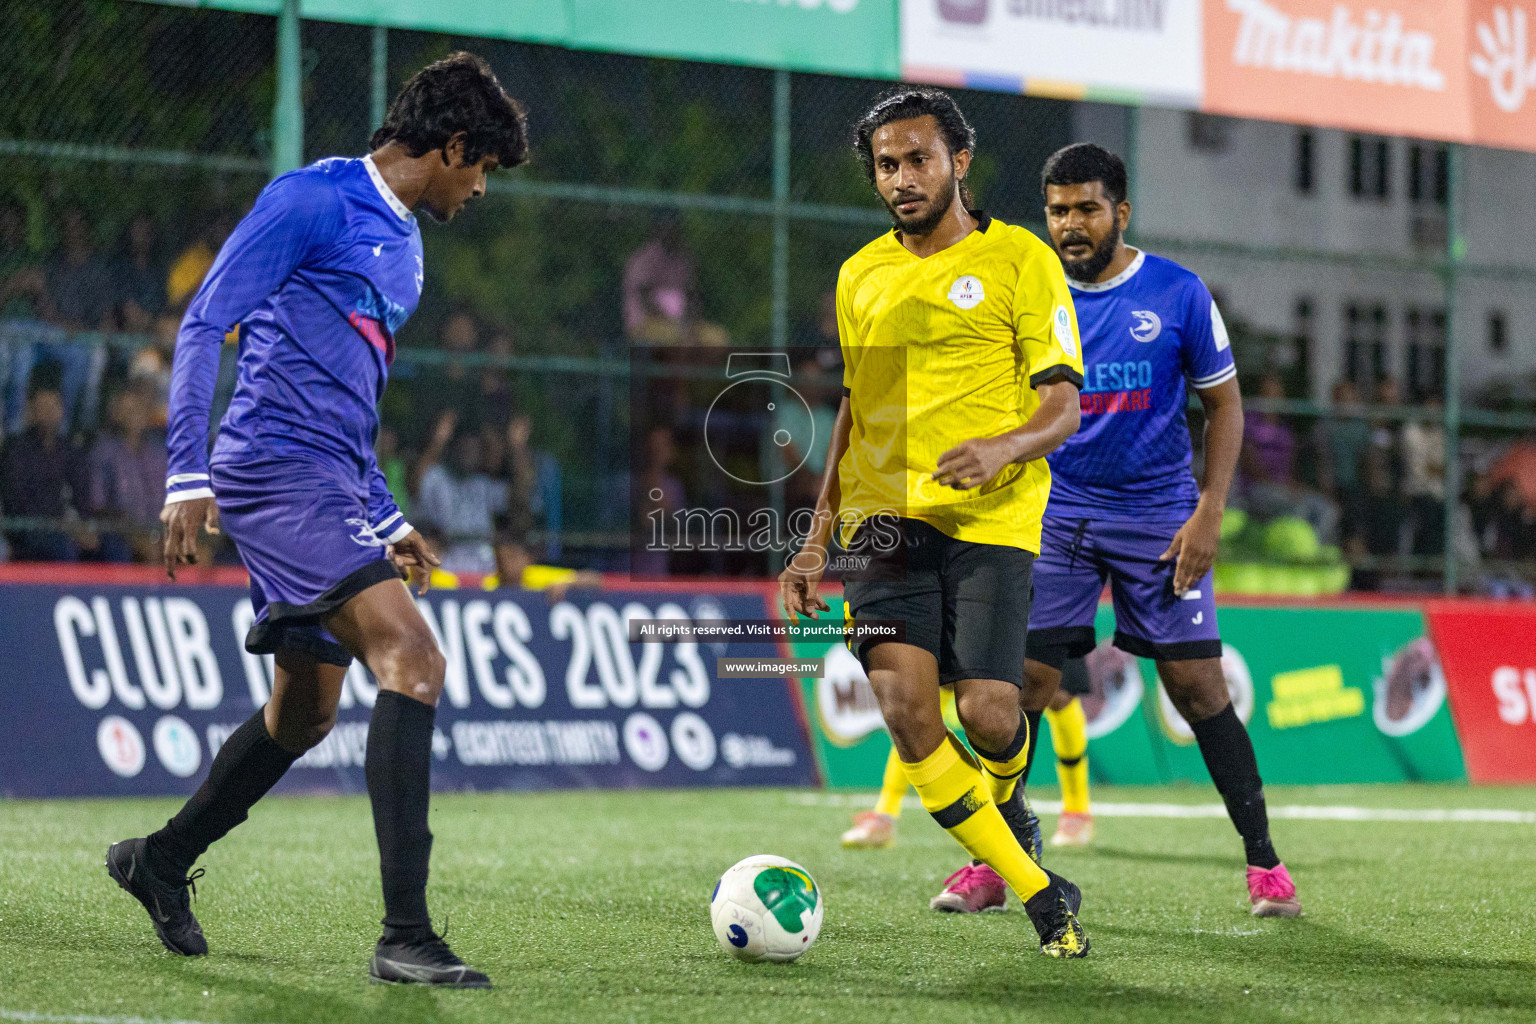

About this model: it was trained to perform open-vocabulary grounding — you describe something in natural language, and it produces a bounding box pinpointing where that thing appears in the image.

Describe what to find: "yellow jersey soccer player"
[781,87,1088,957]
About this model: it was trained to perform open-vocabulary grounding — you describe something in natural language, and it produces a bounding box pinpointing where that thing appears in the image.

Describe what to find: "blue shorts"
[211,455,400,667]
[1025,516,1220,668]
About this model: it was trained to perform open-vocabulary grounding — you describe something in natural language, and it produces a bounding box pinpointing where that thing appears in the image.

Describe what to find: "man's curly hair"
[371,52,528,168]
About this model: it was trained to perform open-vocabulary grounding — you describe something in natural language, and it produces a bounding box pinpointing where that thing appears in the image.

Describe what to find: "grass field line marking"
[0,1009,266,1024]
[789,793,1536,823]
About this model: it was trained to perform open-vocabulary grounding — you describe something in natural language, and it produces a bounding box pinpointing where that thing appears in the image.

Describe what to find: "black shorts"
[842,517,1034,688]
[1058,655,1091,697]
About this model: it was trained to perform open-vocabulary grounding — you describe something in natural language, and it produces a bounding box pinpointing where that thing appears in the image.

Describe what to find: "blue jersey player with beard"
[105,53,528,986]
[1013,145,1301,917]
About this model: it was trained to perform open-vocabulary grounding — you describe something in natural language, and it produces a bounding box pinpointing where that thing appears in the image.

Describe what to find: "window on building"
[1349,136,1390,199]
[1489,310,1509,354]
[1345,302,1388,384]
[1294,129,1315,194]
[1187,112,1231,153]
[1405,307,1446,399]
[1408,144,1449,205]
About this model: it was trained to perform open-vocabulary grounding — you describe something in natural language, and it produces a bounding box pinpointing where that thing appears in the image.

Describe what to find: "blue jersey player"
[1026,144,1299,917]
[106,53,528,986]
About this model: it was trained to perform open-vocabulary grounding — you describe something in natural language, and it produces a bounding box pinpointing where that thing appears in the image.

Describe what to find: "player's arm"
[1162,376,1243,594]
[161,174,343,578]
[1162,289,1243,594]
[365,447,438,596]
[935,377,1079,490]
[780,394,851,620]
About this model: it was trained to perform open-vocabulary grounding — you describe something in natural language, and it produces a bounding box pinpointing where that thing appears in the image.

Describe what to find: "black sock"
[366,690,437,940]
[1020,709,1043,785]
[1190,702,1280,869]
[146,707,299,880]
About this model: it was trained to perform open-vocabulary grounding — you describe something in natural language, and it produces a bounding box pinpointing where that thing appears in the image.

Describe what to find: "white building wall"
[1069,103,1536,403]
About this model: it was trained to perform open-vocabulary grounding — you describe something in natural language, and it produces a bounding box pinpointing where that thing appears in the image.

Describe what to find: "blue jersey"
[165,156,423,543]
[1045,250,1236,522]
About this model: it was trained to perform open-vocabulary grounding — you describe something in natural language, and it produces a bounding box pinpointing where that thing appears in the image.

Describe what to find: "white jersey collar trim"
[1068,248,1145,293]
[363,155,413,221]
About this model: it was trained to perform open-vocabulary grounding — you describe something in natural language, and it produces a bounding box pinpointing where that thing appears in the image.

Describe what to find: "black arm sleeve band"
[1029,364,1085,390]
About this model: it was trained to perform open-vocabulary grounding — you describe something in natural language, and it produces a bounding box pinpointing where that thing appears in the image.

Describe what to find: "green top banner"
[142,0,898,77]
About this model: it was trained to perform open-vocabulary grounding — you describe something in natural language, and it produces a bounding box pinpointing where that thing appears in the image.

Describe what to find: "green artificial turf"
[2,785,1534,1024]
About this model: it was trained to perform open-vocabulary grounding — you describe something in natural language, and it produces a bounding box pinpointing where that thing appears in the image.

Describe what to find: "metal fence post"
[371,24,389,132]
[271,0,303,176]
[767,68,792,530]
[1442,144,1464,593]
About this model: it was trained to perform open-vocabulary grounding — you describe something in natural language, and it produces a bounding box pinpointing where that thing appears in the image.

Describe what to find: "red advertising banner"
[1425,600,1536,783]
[1203,0,1536,152]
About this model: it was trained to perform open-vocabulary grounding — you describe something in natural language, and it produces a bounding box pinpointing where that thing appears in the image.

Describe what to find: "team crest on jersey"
[947,275,985,310]
[1053,305,1078,357]
[1130,310,1162,343]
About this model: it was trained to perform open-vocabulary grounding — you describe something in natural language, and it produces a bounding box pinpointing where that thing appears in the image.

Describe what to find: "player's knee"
[955,690,1018,752]
[296,711,337,752]
[1162,672,1227,723]
[371,630,446,705]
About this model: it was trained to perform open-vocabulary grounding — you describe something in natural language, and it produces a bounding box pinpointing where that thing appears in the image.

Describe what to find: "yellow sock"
[873,746,908,818]
[970,716,1031,807]
[1045,699,1091,815]
[903,733,1050,901]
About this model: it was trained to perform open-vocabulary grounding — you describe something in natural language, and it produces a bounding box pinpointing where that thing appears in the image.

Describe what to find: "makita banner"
[1203,0,1536,151]
[0,583,816,798]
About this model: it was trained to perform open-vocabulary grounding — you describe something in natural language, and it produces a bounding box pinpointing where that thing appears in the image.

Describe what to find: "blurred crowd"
[0,203,566,579]
[1230,370,1536,595]
[2,200,1534,595]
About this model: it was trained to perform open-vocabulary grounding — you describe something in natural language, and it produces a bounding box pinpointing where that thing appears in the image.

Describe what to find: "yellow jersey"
[836,213,1083,553]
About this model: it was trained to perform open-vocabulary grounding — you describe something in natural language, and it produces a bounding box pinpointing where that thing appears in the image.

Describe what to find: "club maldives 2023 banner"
[0,574,816,799]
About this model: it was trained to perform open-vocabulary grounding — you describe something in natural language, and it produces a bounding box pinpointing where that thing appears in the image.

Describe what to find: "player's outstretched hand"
[935,437,1010,491]
[779,548,830,621]
[390,530,442,596]
[1161,506,1222,596]
[160,496,220,581]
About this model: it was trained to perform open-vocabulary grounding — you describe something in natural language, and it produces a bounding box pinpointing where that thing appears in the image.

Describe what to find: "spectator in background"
[166,213,234,310]
[623,216,728,347]
[503,412,562,561]
[1401,395,1446,556]
[1343,445,1409,590]
[1313,378,1369,503]
[413,409,509,573]
[0,388,95,561]
[633,424,685,577]
[474,329,517,430]
[775,352,839,511]
[421,310,480,435]
[7,209,114,437]
[115,215,165,334]
[375,423,411,520]
[488,512,600,602]
[1241,372,1298,507]
[1368,376,1404,480]
[0,201,48,435]
[87,389,166,562]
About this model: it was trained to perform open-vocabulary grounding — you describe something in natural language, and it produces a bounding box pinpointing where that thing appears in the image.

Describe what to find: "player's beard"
[1056,221,1121,283]
[885,175,957,236]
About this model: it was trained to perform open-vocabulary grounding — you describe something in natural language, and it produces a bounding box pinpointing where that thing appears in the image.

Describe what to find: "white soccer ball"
[709,854,824,963]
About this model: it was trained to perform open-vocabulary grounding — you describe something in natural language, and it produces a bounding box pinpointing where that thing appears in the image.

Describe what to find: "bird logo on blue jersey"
[1130,310,1162,343]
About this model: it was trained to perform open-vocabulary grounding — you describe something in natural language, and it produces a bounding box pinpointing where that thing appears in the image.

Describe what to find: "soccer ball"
[709,855,823,963]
